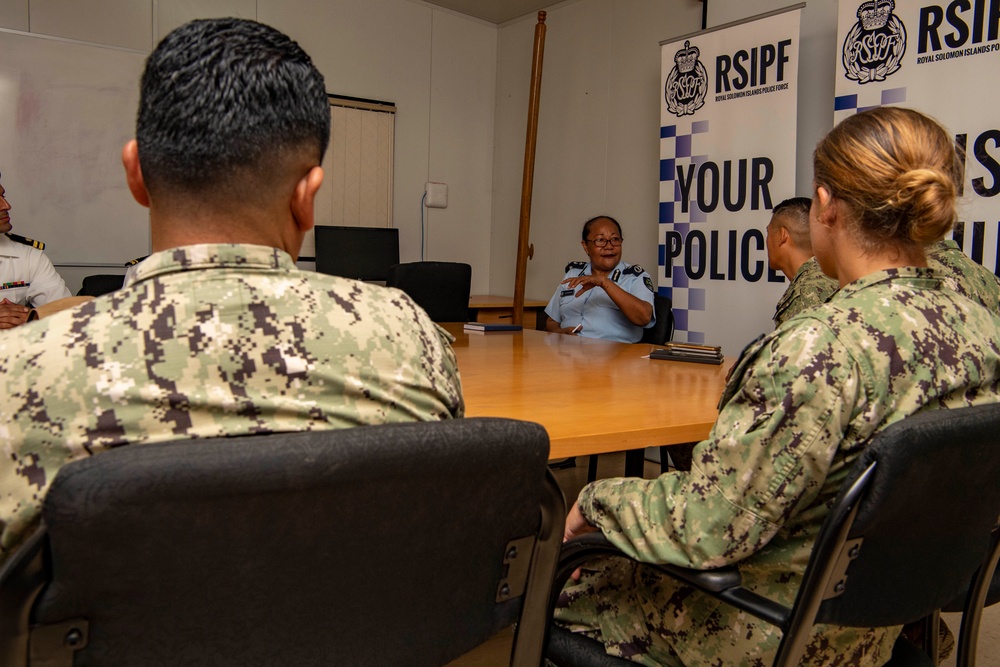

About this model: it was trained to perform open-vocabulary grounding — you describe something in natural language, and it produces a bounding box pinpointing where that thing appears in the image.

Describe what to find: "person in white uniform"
[0,172,72,328]
[544,215,655,344]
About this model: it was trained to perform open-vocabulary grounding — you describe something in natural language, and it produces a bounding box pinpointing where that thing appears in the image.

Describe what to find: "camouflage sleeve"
[431,322,465,418]
[578,319,863,569]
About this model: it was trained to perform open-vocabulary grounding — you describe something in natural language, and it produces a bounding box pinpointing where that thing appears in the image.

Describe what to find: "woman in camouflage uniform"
[554,106,1000,666]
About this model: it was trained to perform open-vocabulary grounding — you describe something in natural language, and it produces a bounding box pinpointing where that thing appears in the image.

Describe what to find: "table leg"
[624,450,645,477]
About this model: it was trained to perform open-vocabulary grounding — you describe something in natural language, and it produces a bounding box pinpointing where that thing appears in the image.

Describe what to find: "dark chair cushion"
[640,294,673,345]
[386,261,472,322]
[76,274,124,297]
[25,418,560,667]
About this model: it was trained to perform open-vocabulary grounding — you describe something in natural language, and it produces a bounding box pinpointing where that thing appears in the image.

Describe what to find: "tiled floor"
[448,453,1000,666]
[941,607,1000,666]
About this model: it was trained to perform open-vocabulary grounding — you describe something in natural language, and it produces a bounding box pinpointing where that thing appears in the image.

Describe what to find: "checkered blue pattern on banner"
[834,87,907,114]
[658,121,710,344]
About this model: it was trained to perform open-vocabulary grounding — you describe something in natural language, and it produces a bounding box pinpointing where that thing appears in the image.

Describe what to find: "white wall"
[490,0,841,302]
[491,0,703,301]
[0,0,498,294]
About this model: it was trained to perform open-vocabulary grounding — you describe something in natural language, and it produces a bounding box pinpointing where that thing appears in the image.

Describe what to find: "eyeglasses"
[586,237,623,248]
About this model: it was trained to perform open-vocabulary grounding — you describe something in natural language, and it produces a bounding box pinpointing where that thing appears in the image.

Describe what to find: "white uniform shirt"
[0,234,72,306]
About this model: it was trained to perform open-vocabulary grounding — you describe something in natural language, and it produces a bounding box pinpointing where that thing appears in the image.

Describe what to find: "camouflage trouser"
[552,556,688,667]
[553,555,901,667]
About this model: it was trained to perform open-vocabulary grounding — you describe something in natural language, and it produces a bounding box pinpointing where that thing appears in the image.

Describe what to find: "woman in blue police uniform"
[544,215,655,343]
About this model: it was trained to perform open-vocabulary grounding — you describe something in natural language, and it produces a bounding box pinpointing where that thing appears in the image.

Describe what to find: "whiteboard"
[0,28,149,265]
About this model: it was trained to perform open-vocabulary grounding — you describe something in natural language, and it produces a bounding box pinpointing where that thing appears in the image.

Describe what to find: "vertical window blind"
[301,94,396,261]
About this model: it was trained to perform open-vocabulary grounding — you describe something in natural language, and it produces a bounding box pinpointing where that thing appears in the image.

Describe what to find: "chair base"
[887,634,935,666]
[547,626,933,667]
[546,626,636,667]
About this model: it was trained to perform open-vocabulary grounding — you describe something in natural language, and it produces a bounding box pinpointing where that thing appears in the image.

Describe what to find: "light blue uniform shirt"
[544,260,655,343]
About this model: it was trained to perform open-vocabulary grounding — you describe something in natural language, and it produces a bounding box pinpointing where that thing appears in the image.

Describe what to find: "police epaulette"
[565,260,587,272]
[5,233,44,250]
[624,264,645,276]
[124,255,149,267]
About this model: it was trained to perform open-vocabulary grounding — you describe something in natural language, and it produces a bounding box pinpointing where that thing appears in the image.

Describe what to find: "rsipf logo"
[665,40,708,117]
[842,0,907,83]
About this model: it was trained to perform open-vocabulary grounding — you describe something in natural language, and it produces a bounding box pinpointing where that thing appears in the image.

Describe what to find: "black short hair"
[770,197,813,251]
[136,18,330,197]
[581,215,622,242]
[772,197,811,220]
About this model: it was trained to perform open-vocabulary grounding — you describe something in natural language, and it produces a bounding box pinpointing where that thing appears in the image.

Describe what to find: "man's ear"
[290,166,324,233]
[122,140,150,208]
[778,225,791,247]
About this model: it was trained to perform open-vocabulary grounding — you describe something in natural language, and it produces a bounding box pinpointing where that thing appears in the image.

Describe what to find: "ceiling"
[423,0,555,24]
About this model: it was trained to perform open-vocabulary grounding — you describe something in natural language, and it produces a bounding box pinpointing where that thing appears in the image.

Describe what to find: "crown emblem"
[674,40,699,74]
[857,0,893,30]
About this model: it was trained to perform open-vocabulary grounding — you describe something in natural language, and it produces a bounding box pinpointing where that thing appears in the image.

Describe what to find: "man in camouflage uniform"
[926,238,1000,314]
[766,197,839,327]
[556,268,1000,666]
[0,19,464,566]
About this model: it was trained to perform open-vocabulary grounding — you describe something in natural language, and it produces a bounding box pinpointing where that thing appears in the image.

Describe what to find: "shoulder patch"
[624,264,644,276]
[643,276,654,293]
[565,260,587,272]
[5,233,44,250]
[124,255,149,267]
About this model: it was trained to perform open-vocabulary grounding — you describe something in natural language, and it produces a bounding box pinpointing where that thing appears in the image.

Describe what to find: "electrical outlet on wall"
[425,182,448,208]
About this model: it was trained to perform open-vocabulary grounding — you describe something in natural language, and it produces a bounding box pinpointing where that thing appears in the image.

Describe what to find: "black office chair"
[76,274,125,296]
[547,403,1000,667]
[639,294,673,345]
[386,261,473,322]
[0,418,565,667]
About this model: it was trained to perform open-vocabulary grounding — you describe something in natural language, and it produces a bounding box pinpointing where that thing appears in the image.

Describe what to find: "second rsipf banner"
[834,0,1000,274]
[658,6,803,355]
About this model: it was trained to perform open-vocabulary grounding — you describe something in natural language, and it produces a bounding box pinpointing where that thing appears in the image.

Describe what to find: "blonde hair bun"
[890,167,956,244]
[814,107,959,252]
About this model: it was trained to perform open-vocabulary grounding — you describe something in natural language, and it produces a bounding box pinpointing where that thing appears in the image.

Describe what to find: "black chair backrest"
[640,294,673,345]
[811,403,1000,628]
[386,261,472,322]
[76,274,125,297]
[1,418,564,667]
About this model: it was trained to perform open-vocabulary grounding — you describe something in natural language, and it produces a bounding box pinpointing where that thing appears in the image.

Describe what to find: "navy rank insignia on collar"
[610,269,622,282]
[5,233,45,250]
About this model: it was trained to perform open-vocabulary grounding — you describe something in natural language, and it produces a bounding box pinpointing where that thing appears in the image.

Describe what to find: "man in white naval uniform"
[0,173,72,328]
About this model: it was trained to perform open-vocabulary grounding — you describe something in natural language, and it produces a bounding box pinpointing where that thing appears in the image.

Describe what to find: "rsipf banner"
[834,0,1000,273]
[658,6,803,355]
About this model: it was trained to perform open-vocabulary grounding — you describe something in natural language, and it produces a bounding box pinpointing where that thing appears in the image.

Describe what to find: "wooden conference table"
[442,323,732,463]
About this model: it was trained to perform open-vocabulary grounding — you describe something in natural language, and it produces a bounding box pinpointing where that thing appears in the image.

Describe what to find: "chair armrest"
[552,533,790,630]
[648,561,742,593]
[557,532,742,591]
